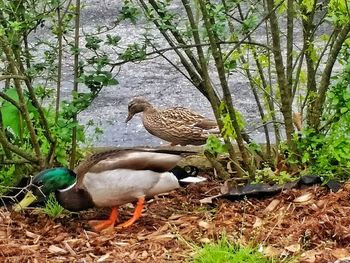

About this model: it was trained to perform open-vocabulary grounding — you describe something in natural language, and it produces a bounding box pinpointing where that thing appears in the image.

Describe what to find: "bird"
[13,148,206,232]
[125,98,219,146]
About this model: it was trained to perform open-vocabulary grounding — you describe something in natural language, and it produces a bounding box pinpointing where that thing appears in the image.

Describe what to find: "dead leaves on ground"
[1,183,350,262]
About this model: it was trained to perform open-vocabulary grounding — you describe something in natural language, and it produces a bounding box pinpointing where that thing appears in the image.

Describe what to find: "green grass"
[41,193,65,218]
[193,236,274,263]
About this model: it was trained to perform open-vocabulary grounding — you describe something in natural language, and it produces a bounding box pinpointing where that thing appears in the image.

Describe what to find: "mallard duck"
[126,98,219,146]
[14,148,205,232]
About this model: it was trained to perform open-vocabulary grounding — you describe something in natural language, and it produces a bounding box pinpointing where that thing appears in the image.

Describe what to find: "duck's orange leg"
[89,207,119,232]
[118,196,145,228]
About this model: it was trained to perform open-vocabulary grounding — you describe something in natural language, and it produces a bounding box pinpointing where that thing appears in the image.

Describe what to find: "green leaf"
[300,0,315,13]
[205,135,227,155]
[340,107,348,114]
[120,1,140,24]
[106,34,121,46]
[301,152,310,163]
[0,89,21,136]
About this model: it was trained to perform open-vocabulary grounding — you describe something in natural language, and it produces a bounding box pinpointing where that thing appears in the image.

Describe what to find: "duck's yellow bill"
[13,191,37,212]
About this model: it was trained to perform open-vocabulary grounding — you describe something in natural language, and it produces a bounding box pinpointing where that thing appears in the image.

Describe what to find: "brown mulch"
[1,178,350,263]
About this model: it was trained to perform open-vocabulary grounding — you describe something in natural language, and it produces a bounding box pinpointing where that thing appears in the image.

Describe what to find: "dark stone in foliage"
[326,180,342,192]
[221,175,341,200]
[298,175,322,185]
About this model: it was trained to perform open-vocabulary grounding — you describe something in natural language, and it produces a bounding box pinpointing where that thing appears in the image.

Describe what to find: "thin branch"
[223,0,285,62]
[0,129,39,164]
[149,42,197,87]
[110,40,271,67]
[0,33,43,166]
[0,91,22,112]
[70,0,81,169]
[148,0,203,74]
[311,21,350,129]
[0,159,31,164]
[138,0,206,98]
[199,0,252,175]
[266,0,294,146]
[0,75,27,81]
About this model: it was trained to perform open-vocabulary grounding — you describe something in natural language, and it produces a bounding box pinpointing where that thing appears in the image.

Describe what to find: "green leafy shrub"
[254,168,294,185]
[295,60,350,182]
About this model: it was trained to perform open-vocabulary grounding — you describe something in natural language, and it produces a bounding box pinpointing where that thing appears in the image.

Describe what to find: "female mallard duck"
[14,148,205,232]
[126,98,219,146]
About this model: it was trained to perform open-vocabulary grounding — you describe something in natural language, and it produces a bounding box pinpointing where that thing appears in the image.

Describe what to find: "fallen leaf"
[253,217,263,228]
[113,242,129,246]
[100,224,114,235]
[285,244,301,253]
[227,161,234,173]
[25,230,39,239]
[199,238,211,243]
[140,250,148,259]
[300,250,319,263]
[63,241,76,256]
[198,220,211,229]
[264,246,283,257]
[97,253,110,262]
[293,192,314,203]
[334,258,350,263]
[331,248,350,259]
[220,181,230,194]
[343,183,350,191]
[25,230,40,244]
[48,245,68,255]
[53,232,69,242]
[20,245,40,252]
[168,214,184,220]
[0,230,7,239]
[200,194,222,204]
[316,200,326,208]
[264,199,280,213]
[152,234,176,240]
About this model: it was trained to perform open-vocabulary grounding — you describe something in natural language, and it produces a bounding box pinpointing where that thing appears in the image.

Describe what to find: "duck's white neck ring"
[58,180,77,192]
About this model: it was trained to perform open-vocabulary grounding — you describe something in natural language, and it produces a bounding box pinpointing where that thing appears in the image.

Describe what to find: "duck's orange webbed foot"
[118,196,145,228]
[89,207,119,232]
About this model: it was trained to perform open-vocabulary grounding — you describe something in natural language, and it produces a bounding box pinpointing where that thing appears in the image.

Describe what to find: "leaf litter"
[1,178,350,262]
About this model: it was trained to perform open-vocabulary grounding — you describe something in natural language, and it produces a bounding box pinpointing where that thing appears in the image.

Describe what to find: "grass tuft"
[41,193,65,218]
[193,236,274,263]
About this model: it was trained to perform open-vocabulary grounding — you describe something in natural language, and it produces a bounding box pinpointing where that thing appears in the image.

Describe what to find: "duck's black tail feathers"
[171,165,207,186]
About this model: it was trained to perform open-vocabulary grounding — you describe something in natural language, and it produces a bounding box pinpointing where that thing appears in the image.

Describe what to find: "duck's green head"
[13,168,76,211]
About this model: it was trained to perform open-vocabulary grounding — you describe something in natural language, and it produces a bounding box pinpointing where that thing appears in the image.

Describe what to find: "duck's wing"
[193,118,219,130]
[159,108,218,129]
[159,108,204,123]
[89,150,183,172]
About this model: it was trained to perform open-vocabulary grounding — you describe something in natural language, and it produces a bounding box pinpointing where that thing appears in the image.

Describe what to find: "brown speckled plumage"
[126,98,219,146]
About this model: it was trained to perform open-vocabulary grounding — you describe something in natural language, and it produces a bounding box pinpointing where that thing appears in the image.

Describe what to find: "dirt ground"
[1,176,350,263]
